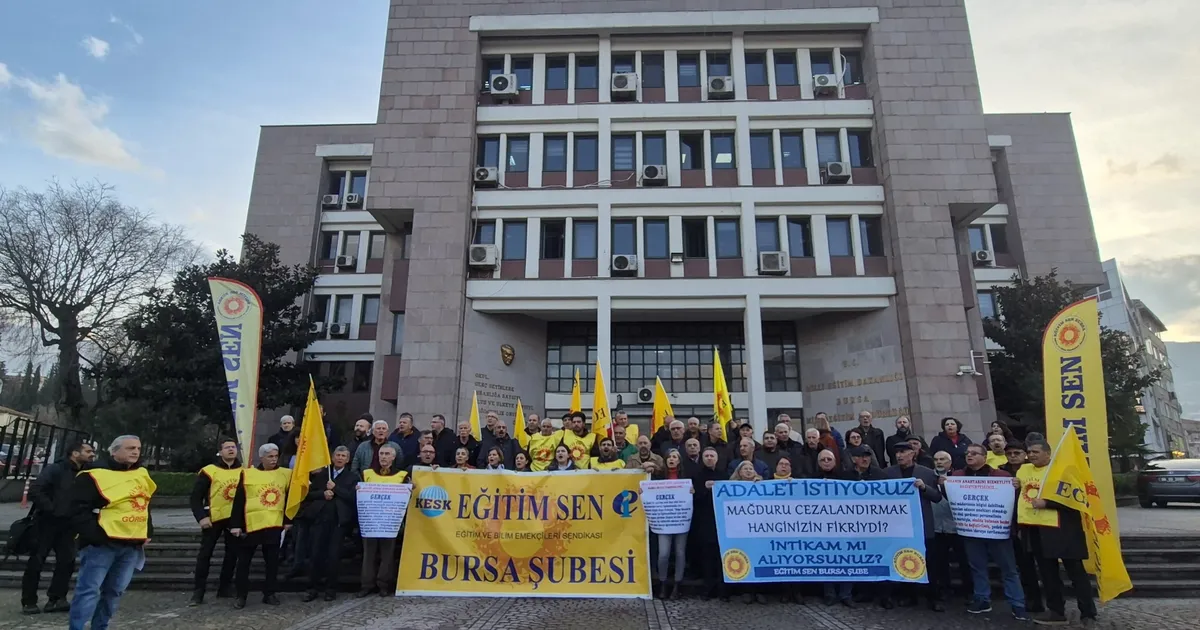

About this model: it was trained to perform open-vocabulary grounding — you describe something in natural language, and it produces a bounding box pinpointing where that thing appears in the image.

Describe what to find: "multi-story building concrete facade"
[243,0,1104,444]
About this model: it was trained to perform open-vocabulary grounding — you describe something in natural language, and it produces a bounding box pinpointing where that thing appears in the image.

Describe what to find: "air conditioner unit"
[707,75,734,98]
[758,251,790,275]
[473,166,499,187]
[335,254,356,268]
[813,73,839,95]
[822,161,852,184]
[489,73,519,99]
[611,254,639,275]
[611,73,638,99]
[328,323,350,337]
[309,321,325,335]
[468,244,498,268]
[972,249,995,266]
[636,387,653,404]
[344,193,362,207]
[321,194,340,208]
[641,164,667,186]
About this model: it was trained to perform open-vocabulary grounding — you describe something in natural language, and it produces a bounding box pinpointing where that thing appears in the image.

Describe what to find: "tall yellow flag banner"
[592,361,611,439]
[650,377,674,436]
[712,347,733,442]
[397,468,651,598]
[285,377,332,519]
[207,277,264,465]
[1039,429,1133,602]
[468,391,482,441]
[514,398,529,449]
[1042,297,1118,534]
[569,369,582,413]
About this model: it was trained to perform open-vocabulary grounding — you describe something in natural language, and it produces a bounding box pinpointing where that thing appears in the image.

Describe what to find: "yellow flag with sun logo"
[285,377,331,519]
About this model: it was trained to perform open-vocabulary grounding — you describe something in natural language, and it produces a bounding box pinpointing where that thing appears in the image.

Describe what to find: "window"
[541,220,565,259]
[368,232,386,259]
[612,135,635,171]
[641,53,665,88]
[968,226,986,252]
[573,220,597,259]
[327,172,346,196]
[390,313,405,354]
[612,220,636,255]
[847,130,873,167]
[482,57,505,90]
[711,134,735,169]
[352,361,372,393]
[349,171,367,197]
[682,219,707,258]
[312,295,331,322]
[511,57,533,90]
[756,219,780,252]
[643,134,666,166]
[774,51,798,86]
[319,232,338,259]
[474,221,496,245]
[810,50,834,76]
[677,54,700,87]
[477,136,500,168]
[827,218,852,256]
[506,136,529,172]
[334,296,353,324]
[611,54,635,74]
[859,217,884,256]
[546,56,568,90]
[502,221,527,260]
[780,133,804,168]
[544,136,567,172]
[991,224,1010,254]
[545,322,597,393]
[762,322,801,392]
[707,52,730,77]
[574,135,598,172]
[787,218,812,256]
[644,220,668,259]
[361,296,380,325]
[841,50,864,85]
[342,232,361,259]
[575,56,599,89]
[750,133,773,169]
[328,362,347,383]
[608,322,747,393]
[679,133,704,170]
[816,132,841,165]
[978,291,997,320]
[745,52,767,85]
[715,219,740,258]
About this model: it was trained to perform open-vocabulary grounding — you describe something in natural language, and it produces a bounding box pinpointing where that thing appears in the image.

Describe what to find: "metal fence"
[0,416,91,480]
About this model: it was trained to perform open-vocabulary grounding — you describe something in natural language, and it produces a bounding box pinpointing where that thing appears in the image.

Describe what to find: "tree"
[93,234,340,442]
[0,181,197,425]
[983,270,1161,464]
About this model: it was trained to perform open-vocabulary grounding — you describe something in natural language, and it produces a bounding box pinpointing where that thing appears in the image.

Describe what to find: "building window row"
[310,293,381,339]
[308,360,373,393]
[316,229,387,273]
[967,222,1014,267]
[323,168,368,210]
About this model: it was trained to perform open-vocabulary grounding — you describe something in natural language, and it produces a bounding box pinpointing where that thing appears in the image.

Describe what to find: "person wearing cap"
[845,445,885,481]
[1000,440,1044,613]
[881,441,942,610]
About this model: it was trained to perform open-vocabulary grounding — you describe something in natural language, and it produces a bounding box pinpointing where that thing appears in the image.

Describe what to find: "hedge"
[150,471,197,497]
[1112,471,1137,497]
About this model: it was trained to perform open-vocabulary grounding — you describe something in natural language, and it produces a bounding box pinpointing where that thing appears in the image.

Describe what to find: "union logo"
[893,548,926,580]
[221,482,238,502]
[1085,481,1100,499]
[533,447,552,463]
[128,488,151,512]
[1052,314,1087,352]
[722,549,751,581]
[1093,516,1111,536]
[217,291,250,320]
[569,443,588,462]
[1021,481,1041,504]
[259,486,282,507]
[465,482,571,583]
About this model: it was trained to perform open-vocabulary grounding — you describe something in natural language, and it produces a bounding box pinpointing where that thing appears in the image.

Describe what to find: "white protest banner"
[356,482,412,538]
[640,479,693,535]
[943,477,1016,540]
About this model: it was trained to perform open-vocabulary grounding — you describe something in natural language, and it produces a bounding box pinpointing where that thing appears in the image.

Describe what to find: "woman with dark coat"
[928,416,973,470]
[691,447,727,602]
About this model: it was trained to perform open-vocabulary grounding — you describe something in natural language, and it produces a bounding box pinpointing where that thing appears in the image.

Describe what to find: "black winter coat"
[30,458,88,519]
[928,432,973,470]
[297,466,359,527]
[690,465,725,544]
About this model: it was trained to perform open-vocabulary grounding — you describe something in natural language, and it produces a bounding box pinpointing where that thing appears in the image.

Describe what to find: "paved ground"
[2,590,1199,630]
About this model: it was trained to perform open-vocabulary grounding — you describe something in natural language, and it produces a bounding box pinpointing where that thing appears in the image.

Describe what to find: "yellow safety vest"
[623,424,639,444]
[1016,463,1060,527]
[562,431,595,467]
[528,431,563,471]
[242,467,291,533]
[986,452,1008,470]
[362,469,408,484]
[588,458,625,471]
[200,464,242,523]
[86,468,156,541]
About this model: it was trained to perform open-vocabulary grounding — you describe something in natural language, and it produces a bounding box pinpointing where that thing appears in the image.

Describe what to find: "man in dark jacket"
[429,414,456,460]
[298,446,358,602]
[885,416,928,467]
[692,448,727,601]
[188,437,242,606]
[266,415,295,449]
[846,445,886,481]
[389,413,421,464]
[881,442,942,610]
[442,420,480,467]
[855,411,888,469]
[477,420,520,469]
[22,440,95,615]
[229,443,290,609]
[342,416,372,453]
[794,428,824,477]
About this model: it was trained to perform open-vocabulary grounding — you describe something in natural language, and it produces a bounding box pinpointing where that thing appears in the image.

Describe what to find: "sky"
[0,1,1197,341]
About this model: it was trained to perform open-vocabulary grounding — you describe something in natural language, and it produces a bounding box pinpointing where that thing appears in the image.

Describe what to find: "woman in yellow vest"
[188,436,242,606]
[561,411,596,468]
[527,418,563,471]
[228,443,291,610]
[358,443,407,597]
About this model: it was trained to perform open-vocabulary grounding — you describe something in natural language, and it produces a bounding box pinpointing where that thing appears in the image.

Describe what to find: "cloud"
[1105,153,1187,178]
[81,36,110,59]
[1106,159,1138,177]
[109,14,144,46]
[1149,152,1184,173]
[0,62,10,86]
[1119,256,1200,342]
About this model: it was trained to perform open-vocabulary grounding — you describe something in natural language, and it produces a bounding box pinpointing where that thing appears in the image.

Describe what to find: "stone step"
[1118,536,1200,550]
[0,569,362,593]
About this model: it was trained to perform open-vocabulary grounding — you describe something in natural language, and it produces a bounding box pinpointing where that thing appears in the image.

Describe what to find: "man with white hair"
[267,415,295,449]
[229,443,291,610]
[658,419,688,457]
[442,420,480,467]
[352,420,401,473]
[68,436,153,630]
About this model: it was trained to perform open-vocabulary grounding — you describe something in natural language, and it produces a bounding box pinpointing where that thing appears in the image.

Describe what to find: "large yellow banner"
[1042,297,1118,534]
[397,468,651,598]
[207,277,264,465]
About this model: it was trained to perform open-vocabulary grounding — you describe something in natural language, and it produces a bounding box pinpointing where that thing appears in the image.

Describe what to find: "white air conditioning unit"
[813,73,839,95]
[335,254,356,268]
[758,251,790,275]
[822,161,852,184]
[309,321,325,335]
[972,249,995,266]
[489,73,519,99]
[468,244,498,268]
[344,193,362,207]
[641,164,667,185]
[611,254,639,275]
[328,323,350,337]
[611,73,638,99]
[473,166,498,187]
[707,75,734,98]
[321,194,340,208]
[637,387,653,404]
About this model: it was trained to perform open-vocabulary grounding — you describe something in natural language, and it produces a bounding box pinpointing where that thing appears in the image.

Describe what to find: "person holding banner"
[451,447,475,470]
[625,435,665,475]
[691,448,727,602]
[613,425,637,461]
[477,420,519,469]
[880,442,942,610]
[549,444,579,471]
[188,437,242,606]
[297,446,358,603]
[513,452,532,472]
[358,444,407,598]
[727,438,770,478]
[409,444,441,476]
[651,449,691,599]
[527,417,563,471]
[589,437,626,471]
[229,443,291,610]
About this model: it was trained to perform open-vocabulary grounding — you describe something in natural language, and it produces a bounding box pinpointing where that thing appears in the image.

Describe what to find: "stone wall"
[457,310,548,429]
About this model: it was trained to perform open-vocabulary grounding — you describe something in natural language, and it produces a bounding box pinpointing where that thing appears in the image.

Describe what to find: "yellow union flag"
[651,377,674,437]
[592,361,611,439]
[514,398,529,450]
[1039,428,1133,602]
[713,347,733,442]
[569,368,582,413]
[397,468,651,598]
[285,377,331,519]
[1042,297,1119,535]
[207,277,264,465]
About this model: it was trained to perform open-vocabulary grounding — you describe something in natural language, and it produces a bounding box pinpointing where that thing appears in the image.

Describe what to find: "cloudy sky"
[0,1,1196,341]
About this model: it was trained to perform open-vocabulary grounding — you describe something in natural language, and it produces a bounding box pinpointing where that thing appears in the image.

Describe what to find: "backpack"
[3,513,39,560]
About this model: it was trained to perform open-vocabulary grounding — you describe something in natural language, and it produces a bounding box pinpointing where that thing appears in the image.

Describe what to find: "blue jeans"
[656,533,687,583]
[69,544,141,630]
[963,537,1025,610]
